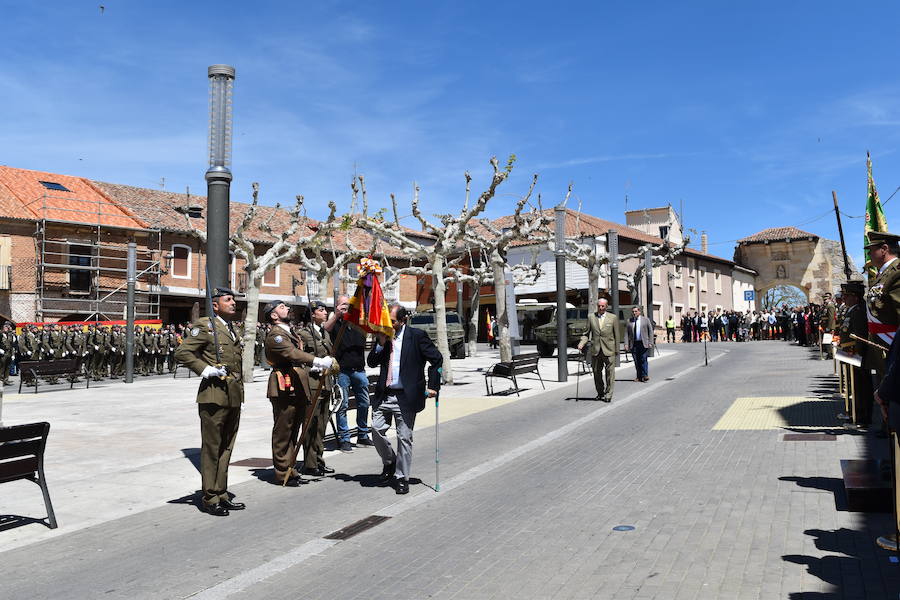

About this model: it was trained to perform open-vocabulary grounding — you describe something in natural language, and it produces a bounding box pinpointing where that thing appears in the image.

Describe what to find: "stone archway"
[734,227,861,305]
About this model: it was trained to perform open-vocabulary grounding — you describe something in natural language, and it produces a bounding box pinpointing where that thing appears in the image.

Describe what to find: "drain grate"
[782,434,836,441]
[324,515,391,540]
[230,458,273,467]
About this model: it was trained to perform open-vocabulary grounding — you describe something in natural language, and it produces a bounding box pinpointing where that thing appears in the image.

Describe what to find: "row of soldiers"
[820,231,900,551]
[0,321,181,384]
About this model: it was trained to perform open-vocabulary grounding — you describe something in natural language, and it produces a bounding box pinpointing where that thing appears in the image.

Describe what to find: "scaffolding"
[28,193,162,322]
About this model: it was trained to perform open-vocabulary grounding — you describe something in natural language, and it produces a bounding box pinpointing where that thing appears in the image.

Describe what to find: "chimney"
[701,232,708,254]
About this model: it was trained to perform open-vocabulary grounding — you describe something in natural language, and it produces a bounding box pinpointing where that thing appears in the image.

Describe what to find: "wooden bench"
[0,422,58,528]
[18,359,89,394]
[325,374,378,443]
[484,352,545,396]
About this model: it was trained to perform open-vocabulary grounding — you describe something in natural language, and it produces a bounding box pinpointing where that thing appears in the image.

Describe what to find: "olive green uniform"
[297,323,334,471]
[839,302,874,424]
[0,329,15,384]
[175,317,244,509]
[264,324,317,480]
[865,259,900,380]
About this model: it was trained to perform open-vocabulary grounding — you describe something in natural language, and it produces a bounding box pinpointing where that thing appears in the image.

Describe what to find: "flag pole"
[832,190,853,282]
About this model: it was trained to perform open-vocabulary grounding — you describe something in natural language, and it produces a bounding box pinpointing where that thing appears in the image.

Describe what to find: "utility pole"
[555,205,568,382]
[125,242,136,383]
[608,229,620,366]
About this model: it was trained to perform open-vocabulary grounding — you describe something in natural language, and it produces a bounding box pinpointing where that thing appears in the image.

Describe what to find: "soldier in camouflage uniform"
[0,321,15,385]
[90,325,110,381]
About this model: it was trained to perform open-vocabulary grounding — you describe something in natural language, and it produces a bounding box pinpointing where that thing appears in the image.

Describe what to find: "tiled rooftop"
[738,227,818,244]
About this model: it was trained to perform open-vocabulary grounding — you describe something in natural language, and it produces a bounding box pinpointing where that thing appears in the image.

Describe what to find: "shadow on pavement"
[781,361,900,597]
[332,472,422,489]
[180,448,201,473]
[0,513,54,531]
[778,476,848,511]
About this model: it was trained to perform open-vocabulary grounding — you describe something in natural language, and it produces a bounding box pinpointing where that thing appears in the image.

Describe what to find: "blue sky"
[4,2,900,268]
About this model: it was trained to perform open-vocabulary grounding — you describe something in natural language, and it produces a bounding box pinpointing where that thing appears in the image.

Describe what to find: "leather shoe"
[302,466,326,477]
[379,462,396,484]
[356,437,375,447]
[642,376,650,382]
[318,464,335,474]
[395,478,409,494]
[201,503,229,516]
[282,475,305,487]
[220,499,245,510]
[602,397,612,403]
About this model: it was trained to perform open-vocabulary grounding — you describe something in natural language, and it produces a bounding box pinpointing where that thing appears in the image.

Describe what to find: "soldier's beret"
[309,300,328,312]
[864,231,900,248]
[263,300,286,318]
[211,286,238,299]
[841,281,865,296]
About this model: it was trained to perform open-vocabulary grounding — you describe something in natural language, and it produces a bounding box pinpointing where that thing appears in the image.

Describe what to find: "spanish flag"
[486,310,494,341]
[345,257,394,337]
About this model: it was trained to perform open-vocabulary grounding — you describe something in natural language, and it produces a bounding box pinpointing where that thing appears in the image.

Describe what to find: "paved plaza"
[2,341,898,599]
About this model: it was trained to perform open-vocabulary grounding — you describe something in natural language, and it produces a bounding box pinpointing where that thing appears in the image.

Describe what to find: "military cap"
[863,231,900,248]
[262,299,286,318]
[841,281,865,296]
[210,286,237,299]
[309,300,328,312]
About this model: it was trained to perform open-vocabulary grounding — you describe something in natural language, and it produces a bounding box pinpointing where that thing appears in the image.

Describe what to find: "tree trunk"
[317,273,329,302]
[587,258,600,309]
[492,255,512,362]
[467,288,481,357]
[241,276,262,383]
[431,254,453,384]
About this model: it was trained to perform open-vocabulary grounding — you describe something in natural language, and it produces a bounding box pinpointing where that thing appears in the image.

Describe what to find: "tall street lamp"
[205,64,235,293]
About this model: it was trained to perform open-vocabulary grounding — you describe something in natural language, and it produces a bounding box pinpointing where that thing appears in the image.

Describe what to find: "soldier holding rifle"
[262,299,330,487]
[174,287,246,517]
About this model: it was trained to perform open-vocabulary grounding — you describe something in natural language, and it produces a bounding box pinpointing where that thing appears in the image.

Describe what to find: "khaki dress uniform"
[297,322,334,471]
[90,327,110,380]
[264,324,317,480]
[840,301,874,424]
[175,316,244,509]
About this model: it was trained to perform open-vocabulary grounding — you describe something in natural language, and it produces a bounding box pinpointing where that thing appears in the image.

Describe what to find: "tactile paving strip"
[713,396,842,430]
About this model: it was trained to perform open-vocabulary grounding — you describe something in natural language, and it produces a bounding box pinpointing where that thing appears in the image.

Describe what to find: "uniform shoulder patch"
[274,335,283,343]
[191,327,200,336]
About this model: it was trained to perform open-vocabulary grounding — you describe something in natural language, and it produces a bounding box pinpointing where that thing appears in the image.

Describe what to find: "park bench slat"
[0,439,43,461]
[0,457,39,483]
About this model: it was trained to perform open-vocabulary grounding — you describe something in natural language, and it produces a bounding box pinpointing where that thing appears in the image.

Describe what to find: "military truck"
[533,304,636,357]
[409,311,467,358]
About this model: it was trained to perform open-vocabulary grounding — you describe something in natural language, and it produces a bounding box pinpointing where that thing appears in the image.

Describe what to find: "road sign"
[744,290,755,301]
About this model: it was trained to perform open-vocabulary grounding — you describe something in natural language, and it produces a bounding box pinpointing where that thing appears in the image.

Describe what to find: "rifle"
[204,264,226,381]
[849,333,892,353]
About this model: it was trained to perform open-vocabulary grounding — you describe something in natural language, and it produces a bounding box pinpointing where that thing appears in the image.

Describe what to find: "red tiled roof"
[737,227,818,244]
[0,166,146,229]
[494,208,665,246]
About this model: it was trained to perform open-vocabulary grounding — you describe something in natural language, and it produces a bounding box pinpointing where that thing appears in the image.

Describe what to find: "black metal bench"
[484,352,545,396]
[18,359,89,394]
[0,422,58,528]
[325,374,377,443]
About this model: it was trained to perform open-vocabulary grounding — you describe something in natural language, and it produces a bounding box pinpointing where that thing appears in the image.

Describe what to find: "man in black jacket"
[367,303,442,494]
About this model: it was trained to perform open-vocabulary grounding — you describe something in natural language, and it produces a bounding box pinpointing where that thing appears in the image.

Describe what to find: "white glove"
[312,356,333,371]
[201,365,227,379]
[0,349,4,355]
[94,345,99,351]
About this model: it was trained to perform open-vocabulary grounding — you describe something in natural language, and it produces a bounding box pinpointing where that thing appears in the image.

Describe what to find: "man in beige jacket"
[578,297,619,402]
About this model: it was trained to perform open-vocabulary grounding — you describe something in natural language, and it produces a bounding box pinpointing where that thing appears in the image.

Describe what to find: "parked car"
[409,311,467,358]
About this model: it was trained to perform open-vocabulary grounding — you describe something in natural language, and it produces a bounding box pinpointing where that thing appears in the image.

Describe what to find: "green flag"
[864,151,888,279]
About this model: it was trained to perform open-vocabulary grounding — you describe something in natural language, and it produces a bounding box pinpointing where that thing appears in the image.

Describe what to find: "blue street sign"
[744,290,755,301]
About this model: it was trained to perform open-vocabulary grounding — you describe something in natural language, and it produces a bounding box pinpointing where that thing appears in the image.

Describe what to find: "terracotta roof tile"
[738,227,818,244]
[0,166,145,229]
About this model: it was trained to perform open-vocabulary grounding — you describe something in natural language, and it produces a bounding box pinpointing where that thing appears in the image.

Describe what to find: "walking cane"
[434,389,440,492]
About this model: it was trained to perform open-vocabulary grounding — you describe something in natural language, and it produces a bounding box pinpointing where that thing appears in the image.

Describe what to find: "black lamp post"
[205,64,235,294]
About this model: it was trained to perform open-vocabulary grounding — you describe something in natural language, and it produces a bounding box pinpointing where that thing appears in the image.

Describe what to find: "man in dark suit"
[626,306,654,382]
[367,303,442,494]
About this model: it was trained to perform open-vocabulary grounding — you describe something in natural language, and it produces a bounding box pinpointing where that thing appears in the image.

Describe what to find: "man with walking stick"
[368,303,442,494]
